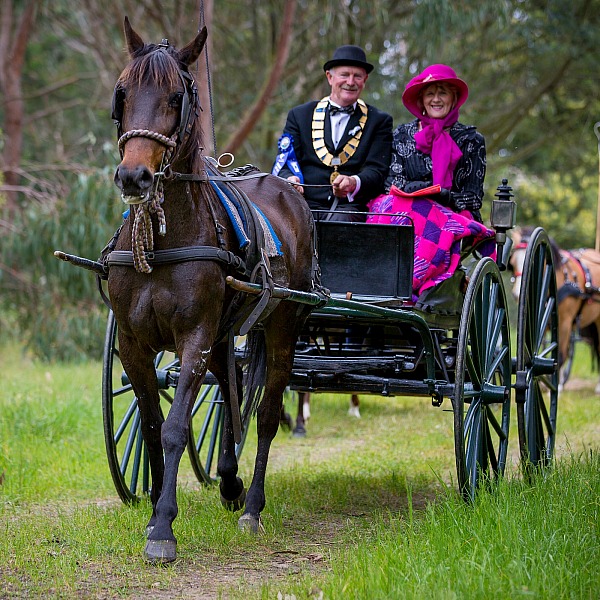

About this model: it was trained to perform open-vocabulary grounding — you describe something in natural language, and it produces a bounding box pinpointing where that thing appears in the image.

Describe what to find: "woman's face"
[421,83,456,119]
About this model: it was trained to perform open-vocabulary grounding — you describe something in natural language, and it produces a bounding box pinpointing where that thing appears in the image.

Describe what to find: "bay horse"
[107,18,315,562]
[510,226,600,391]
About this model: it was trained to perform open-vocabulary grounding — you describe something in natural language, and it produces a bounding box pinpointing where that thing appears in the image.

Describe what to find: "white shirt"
[329,101,362,201]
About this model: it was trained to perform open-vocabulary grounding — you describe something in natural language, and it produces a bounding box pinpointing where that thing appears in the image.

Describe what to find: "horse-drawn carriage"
[101,179,559,509]
[56,19,560,562]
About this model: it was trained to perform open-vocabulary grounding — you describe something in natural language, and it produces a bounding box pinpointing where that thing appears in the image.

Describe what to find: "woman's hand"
[404,180,430,193]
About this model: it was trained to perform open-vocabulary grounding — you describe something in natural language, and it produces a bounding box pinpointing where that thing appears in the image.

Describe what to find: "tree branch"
[222,0,297,155]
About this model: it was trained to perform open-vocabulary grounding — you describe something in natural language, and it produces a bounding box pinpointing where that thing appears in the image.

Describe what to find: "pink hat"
[402,64,469,118]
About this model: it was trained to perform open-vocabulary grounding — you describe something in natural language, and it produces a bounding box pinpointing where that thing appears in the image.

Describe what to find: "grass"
[0,341,598,598]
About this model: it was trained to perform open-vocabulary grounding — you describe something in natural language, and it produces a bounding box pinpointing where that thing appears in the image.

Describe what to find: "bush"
[0,170,123,361]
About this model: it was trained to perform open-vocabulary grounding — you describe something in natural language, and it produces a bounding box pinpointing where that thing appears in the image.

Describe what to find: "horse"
[510,226,600,392]
[107,18,315,562]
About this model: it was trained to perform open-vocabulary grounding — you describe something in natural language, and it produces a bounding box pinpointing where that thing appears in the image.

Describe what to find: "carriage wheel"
[515,228,559,478]
[102,311,249,503]
[453,258,512,501]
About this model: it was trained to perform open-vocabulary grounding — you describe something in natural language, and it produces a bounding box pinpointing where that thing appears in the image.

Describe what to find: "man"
[273,45,393,221]
[273,46,392,432]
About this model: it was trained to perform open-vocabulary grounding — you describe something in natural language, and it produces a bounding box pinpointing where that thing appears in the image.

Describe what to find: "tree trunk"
[222,0,297,156]
[194,0,215,157]
[0,1,38,221]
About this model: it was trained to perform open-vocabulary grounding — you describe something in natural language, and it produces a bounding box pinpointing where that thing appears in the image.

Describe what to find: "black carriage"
[101,179,559,503]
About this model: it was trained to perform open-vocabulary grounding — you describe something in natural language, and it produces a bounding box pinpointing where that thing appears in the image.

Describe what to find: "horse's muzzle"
[114,164,154,202]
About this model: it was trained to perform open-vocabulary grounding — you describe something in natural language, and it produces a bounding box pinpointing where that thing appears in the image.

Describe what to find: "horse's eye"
[169,93,183,109]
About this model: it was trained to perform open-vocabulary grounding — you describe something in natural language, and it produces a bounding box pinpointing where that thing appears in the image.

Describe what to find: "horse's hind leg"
[239,316,303,533]
[348,394,361,418]
[209,342,246,510]
[293,392,310,437]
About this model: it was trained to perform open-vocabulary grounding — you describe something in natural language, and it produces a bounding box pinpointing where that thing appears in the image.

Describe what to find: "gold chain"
[311,97,368,183]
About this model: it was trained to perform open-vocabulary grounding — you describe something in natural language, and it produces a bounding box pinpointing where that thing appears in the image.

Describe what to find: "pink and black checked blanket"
[367,189,496,297]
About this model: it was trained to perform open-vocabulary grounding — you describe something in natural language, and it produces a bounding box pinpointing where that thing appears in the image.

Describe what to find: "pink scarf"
[414,106,463,189]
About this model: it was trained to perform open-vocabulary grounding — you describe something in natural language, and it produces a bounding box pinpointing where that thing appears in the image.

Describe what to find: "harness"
[556,249,600,305]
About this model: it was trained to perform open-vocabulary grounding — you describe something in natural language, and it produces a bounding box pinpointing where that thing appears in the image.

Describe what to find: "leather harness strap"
[106,246,247,273]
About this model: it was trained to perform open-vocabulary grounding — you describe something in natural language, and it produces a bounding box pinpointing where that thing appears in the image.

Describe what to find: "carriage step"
[292,355,416,374]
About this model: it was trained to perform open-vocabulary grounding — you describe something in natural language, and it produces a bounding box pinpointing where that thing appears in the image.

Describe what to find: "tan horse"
[510,226,600,392]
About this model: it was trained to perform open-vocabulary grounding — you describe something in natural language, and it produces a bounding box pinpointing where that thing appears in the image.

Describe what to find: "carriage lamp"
[491,179,517,270]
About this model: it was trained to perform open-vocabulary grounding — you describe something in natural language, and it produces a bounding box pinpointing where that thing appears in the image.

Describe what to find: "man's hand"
[332,174,357,198]
[287,176,304,195]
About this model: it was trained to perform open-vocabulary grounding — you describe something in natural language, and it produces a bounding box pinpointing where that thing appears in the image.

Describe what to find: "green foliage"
[0,171,123,360]
[3,0,600,354]
[275,451,600,600]
[513,170,598,248]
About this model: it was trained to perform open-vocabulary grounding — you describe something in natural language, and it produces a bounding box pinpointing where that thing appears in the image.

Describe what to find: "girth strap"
[107,246,247,274]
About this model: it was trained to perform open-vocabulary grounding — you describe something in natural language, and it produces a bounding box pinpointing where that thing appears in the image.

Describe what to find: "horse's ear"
[123,16,145,56]
[178,27,207,66]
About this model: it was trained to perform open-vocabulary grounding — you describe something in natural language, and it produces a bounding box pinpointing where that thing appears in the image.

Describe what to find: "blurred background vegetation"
[1,0,599,359]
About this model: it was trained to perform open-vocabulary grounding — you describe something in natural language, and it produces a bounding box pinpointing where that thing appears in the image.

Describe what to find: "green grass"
[0,342,598,598]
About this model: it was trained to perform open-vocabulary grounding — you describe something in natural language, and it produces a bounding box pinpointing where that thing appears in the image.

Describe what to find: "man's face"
[326,66,368,107]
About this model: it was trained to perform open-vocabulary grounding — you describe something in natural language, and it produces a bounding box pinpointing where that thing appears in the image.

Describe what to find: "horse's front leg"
[118,337,165,538]
[144,346,211,563]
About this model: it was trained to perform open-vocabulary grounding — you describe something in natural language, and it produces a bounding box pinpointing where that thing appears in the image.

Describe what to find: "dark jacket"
[277,100,393,211]
[385,119,486,222]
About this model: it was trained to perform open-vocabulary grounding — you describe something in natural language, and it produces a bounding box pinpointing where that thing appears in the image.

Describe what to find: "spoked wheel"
[102,311,249,503]
[453,257,512,501]
[515,227,559,479]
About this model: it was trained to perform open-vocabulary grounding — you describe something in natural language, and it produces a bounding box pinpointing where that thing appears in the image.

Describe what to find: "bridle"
[110,43,201,271]
[111,41,198,160]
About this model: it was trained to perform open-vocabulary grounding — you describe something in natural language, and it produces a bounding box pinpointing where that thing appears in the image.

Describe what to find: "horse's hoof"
[221,487,246,512]
[292,425,306,438]
[238,513,264,533]
[348,405,361,418]
[144,539,177,564]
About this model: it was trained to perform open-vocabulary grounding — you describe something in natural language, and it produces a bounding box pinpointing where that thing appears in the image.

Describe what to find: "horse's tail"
[581,324,600,373]
[242,329,266,422]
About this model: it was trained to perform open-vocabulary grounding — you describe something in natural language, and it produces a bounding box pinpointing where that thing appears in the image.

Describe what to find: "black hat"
[323,45,374,74]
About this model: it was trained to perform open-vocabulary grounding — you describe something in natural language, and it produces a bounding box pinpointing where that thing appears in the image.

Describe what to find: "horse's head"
[112,17,207,203]
[509,227,526,301]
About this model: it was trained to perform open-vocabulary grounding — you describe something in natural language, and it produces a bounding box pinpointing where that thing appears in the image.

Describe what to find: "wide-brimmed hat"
[402,64,469,118]
[323,45,374,74]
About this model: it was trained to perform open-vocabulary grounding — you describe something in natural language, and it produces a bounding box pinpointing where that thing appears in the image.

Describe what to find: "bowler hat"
[402,64,469,118]
[323,45,374,74]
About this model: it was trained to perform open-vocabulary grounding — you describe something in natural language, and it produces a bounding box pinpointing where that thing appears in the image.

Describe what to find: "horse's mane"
[118,44,204,173]
[519,225,561,268]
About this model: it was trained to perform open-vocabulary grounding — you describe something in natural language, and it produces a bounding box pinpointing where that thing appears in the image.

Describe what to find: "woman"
[368,64,495,297]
